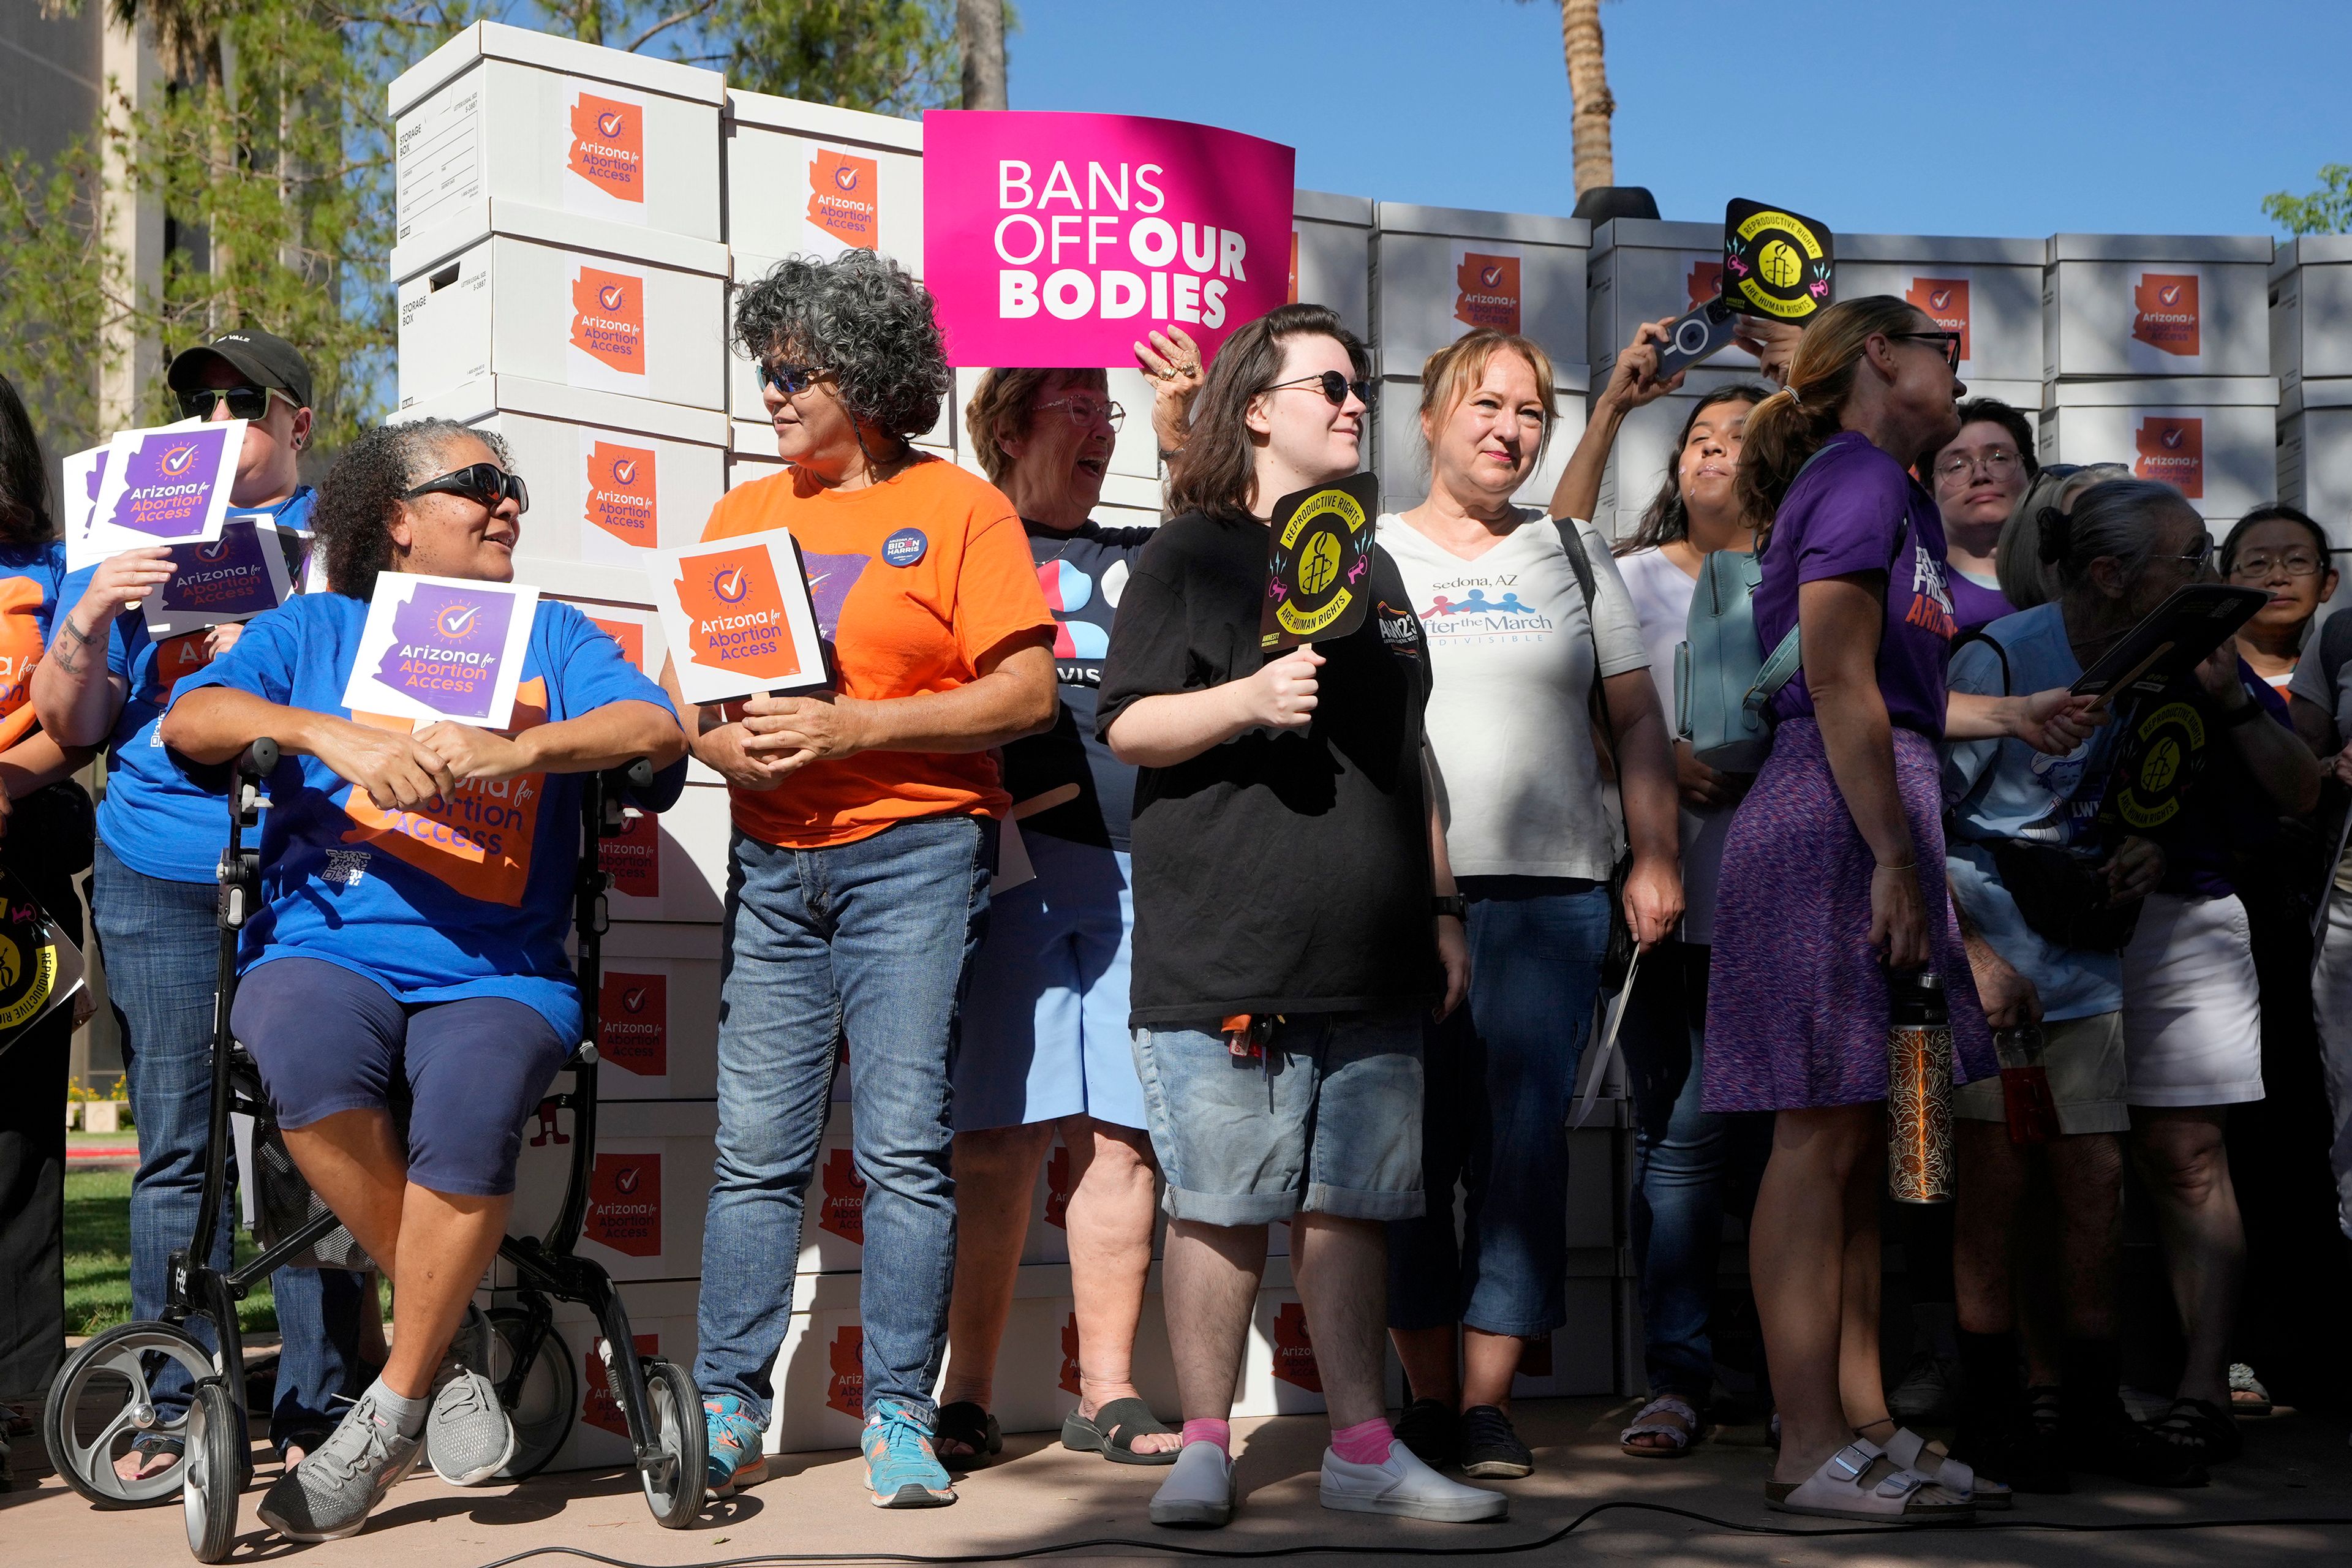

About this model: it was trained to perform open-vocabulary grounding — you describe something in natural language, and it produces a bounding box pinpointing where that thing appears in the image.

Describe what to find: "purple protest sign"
[142,519,295,635]
[109,428,235,539]
[375,583,518,722]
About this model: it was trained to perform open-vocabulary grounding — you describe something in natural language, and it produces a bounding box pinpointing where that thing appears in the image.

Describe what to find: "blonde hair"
[1735,295,1924,528]
[1415,330,1558,473]
[962,367,1109,484]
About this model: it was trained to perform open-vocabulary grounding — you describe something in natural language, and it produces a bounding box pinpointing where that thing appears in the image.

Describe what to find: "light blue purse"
[1675,551,1801,773]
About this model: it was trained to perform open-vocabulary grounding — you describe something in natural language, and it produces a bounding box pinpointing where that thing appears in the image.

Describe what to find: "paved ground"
[7,1396,2352,1567]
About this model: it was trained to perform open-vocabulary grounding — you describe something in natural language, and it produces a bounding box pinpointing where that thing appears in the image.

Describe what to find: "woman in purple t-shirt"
[1705,298,2094,1523]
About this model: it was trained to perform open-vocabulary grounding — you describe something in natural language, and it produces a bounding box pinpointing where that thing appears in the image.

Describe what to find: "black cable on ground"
[463,1499,2352,1568]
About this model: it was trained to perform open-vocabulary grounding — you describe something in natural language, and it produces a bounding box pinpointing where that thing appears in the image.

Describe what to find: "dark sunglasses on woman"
[757,361,828,397]
[1887,330,1964,371]
[176,385,293,421]
[401,462,530,515]
[1261,370,1374,408]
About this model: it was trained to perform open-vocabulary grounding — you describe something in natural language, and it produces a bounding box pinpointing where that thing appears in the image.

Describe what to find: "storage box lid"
[1587,217,1719,262]
[2271,235,2352,278]
[393,196,732,282]
[1837,232,2044,266]
[396,374,731,445]
[2045,233,2272,265]
[2278,379,2352,418]
[2043,375,2279,409]
[725,89,922,153]
[390,20,725,118]
[1294,188,1374,227]
[1376,201,1588,249]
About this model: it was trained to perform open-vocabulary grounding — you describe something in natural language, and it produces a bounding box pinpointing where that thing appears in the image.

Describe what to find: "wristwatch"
[1431,894,1468,921]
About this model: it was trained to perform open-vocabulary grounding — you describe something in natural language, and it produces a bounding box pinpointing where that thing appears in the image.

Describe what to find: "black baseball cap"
[167,328,314,411]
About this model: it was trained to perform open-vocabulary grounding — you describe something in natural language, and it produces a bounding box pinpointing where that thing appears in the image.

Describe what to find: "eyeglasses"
[1035,397,1126,433]
[401,462,530,516]
[1260,371,1374,409]
[1934,448,2022,484]
[176,385,295,421]
[757,362,829,397]
[1887,331,1963,371]
[2170,533,2215,571]
[2230,549,2328,580]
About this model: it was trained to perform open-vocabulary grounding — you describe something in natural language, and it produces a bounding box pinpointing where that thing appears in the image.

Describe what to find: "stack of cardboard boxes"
[2271,236,2352,548]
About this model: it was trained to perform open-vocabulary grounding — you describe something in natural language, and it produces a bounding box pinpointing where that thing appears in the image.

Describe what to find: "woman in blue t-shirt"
[160,418,687,1543]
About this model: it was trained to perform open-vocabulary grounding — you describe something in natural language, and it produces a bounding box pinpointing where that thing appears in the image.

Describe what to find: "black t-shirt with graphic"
[1000,518,1155,851]
[1096,508,1435,1026]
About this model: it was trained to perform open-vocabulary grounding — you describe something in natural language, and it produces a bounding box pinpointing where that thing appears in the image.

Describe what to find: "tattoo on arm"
[49,619,90,677]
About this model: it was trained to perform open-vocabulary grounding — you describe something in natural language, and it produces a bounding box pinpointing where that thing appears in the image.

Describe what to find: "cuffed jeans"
[1620,938,1770,1403]
[94,842,364,1444]
[1387,877,1610,1338]
[693,815,993,1425]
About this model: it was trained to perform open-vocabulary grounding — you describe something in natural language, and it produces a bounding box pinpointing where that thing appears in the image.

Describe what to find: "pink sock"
[1180,1418,1231,1457]
[1330,1416,1393,1465]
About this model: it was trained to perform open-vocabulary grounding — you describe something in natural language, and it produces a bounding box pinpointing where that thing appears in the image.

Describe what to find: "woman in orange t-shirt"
[669,251,1057,1509]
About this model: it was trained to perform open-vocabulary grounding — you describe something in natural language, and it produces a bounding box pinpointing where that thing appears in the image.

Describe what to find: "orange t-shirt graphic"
[0,578,50,750]
[339,676,551,905]
[695,459,1055,849]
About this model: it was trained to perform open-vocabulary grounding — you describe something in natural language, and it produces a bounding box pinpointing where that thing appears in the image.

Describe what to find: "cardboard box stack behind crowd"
[388,20,2315,1468]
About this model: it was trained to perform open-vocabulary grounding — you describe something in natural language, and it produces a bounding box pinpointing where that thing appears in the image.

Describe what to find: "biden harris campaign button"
[881,527,927,567]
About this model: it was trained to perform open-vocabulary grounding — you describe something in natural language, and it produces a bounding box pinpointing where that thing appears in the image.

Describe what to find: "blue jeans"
[1387,877,1610,1338]
[1620,938,1771,1403]
[693,815,993,1425]
[95,842,365,1443]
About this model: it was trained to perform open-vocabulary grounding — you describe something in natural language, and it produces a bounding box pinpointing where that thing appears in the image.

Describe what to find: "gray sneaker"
[257,1390,423,1541]
[428,1368,516,1486]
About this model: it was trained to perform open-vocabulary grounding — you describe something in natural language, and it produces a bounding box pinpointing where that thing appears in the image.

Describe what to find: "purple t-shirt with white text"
[1755,431,1958,738]
[1946,568,2015,633]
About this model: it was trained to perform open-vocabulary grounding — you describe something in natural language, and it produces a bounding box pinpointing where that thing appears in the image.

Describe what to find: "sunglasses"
[1261,371,1374,409]
[1887,331,1963,371]
[757,361,829,397]
[401,462,530,516]
[176,385,295,421]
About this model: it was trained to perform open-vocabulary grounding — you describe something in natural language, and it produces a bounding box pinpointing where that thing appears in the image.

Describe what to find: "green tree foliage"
[2266,165,2352,236]
[726,1,960,115]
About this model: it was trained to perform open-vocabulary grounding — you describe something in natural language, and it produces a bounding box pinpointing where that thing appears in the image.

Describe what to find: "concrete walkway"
[7,1397,2351,1567]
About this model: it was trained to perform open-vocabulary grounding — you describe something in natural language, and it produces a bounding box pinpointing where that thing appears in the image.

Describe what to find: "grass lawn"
[64,1167,277,1337]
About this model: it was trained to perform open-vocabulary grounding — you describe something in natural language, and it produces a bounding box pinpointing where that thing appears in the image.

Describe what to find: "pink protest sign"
[922,110,1295,368]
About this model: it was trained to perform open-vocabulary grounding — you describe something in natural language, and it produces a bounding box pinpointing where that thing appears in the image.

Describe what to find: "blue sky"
[998,0,2349,239]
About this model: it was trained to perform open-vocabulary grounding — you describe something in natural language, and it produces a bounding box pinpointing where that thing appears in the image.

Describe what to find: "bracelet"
[1875,859,1917,873]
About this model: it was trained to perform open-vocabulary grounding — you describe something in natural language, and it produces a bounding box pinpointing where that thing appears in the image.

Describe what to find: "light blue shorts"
[1131,1010,1425,1227]
[952,832,1145,1132]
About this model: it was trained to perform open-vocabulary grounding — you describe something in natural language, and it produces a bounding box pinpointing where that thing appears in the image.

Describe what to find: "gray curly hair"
[314,417,511,600]
[733,251,951,443]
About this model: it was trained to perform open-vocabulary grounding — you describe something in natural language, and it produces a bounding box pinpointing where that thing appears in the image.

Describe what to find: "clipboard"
[2068,584,2270,707]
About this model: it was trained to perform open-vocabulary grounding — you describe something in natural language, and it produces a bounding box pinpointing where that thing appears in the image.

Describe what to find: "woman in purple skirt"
[1708,297,2094,1523]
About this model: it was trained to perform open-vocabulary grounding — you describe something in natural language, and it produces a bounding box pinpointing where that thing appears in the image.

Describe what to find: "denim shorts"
[1131,1010,1424,1226]
[232,956,571,1197]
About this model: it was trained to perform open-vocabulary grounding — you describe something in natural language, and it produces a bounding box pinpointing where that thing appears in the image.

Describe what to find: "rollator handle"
[239,738,280,779]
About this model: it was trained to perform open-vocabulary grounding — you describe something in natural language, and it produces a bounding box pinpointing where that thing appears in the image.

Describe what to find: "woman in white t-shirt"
[1553,326,1776,1458]
[1378,328,1683,1480]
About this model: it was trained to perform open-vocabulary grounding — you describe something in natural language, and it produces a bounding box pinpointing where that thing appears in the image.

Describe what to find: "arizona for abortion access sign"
[922,110,1295,368]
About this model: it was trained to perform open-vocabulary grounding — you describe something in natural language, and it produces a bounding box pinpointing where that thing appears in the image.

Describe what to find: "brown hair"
[962,367,1109,484]
[1414,329,1558,472]
[1167,302,1369,521]
[1734,295,1924,527]
[1617,382,1774,555]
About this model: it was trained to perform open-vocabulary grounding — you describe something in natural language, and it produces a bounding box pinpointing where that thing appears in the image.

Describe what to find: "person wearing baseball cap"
[32,327,361,1483]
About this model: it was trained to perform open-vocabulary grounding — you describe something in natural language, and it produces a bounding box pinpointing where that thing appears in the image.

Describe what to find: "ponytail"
[1733,295,1924,530]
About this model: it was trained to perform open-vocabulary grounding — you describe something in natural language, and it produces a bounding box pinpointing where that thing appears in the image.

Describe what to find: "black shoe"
[2067,1402,2209,1488]
[1953,1411,2070,1495]
[1393,1398,1459,1471]
[1457,1405,1532,1479]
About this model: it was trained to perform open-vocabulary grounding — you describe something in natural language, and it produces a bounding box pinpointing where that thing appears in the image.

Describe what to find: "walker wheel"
[42,1321,221,1508]
[484,1308,577,1480]
[639,1359,705,1529]
[183,1381,243,1562]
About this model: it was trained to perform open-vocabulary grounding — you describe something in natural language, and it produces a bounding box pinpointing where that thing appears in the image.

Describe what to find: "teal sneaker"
[861,1401,957,1509]
[703,1395,767,1496]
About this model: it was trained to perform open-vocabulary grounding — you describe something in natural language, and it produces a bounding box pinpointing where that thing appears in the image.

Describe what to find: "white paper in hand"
[337,572,539,730]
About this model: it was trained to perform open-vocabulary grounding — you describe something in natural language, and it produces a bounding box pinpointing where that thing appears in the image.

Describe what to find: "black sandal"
[2150,1396,2242,1465]
[933,1400,1002,1465]
[1060,1396,1178,1466]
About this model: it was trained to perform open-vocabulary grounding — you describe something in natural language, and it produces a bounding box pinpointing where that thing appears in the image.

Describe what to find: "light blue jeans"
[693,815,994,1425]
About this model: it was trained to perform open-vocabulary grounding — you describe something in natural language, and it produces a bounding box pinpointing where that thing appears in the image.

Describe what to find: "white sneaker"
[1148,1441,1235,1528]
[1321,1442,1507,1522]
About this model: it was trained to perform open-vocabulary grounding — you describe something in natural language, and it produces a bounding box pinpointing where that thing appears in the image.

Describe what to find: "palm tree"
[107,0,239,328]
[1558,0,1615,195]
[957,0,1006,110]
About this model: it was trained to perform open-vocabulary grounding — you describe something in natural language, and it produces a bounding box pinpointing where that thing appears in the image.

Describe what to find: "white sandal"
[1766,1438,1975,1525]
[1881,1423,2012,1510]
[1619,1395,1700,1458]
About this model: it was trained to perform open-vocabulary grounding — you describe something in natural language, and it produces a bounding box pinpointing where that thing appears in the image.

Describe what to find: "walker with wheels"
[42,741,705,1556]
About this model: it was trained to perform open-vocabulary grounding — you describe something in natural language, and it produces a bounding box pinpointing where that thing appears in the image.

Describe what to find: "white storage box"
[1959,379,2044,417]
[930,1264,1180,1439]
[571,920,723,1101]
[2043,234,2271,380]
[1373,375,1586,517]
[1588,218,1760,377]
[724,90,923,265]
[728,251,960,450]
[600,778,731,922]
[2277,379,2352,550]
[506,1098,715,1284]
[2037,376,2279,521]
[391,21,723,251]
[391,374,726,596]
[397,206,729,414]
[1835,233,2046,383]
[2269,235,2352,390]
[1292,189,1374,339]
[1375,202,1588,380]
[475,1278,703,1474]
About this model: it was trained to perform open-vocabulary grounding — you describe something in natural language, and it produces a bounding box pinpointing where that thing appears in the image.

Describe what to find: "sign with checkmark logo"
[339,570,539,728]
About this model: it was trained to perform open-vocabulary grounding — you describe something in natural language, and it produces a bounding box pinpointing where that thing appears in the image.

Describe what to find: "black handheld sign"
[1722,198,1835,323]
[1260,471,1381,651]
[2068,584,2271,706]
[0,867,78,1058]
